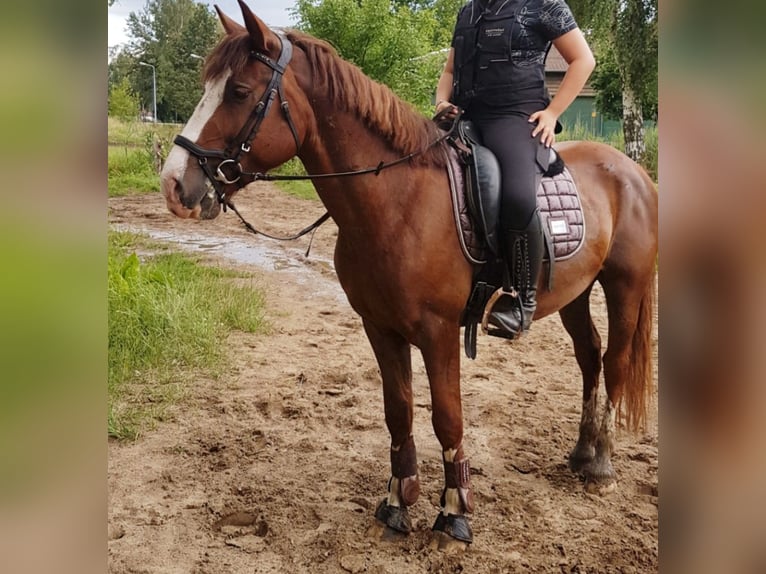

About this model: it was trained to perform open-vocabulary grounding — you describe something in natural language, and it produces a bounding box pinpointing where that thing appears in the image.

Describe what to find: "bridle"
[173,32,302,206]
[171,32,460,245]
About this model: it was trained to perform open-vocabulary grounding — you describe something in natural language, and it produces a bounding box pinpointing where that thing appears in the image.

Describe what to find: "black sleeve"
[538,0,578,41]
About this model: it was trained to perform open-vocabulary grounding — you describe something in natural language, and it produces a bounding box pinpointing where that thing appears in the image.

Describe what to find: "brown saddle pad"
[446,150,584,264]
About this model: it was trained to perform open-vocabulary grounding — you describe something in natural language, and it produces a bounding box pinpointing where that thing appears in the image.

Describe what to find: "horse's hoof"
[429,530,470,553]
[431,512,473,545]
[568,446,595,473]
[366,520,408,541]
[568,455,589,474]
[581,457,617,495]
[373,499,412,534]
[585,477,617,495]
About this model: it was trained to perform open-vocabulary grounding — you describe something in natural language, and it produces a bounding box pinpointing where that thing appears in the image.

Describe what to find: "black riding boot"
[486,212,544,339]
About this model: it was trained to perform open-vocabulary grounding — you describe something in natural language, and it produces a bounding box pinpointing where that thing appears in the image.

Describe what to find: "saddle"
[441,117,585,359]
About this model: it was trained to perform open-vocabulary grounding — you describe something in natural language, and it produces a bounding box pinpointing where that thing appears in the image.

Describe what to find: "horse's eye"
[233,87,251,101]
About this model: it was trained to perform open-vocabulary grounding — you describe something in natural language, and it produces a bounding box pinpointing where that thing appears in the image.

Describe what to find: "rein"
[174,33,461,245]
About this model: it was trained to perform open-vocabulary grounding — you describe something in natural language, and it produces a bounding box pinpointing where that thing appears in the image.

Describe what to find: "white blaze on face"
[161,70,232,182]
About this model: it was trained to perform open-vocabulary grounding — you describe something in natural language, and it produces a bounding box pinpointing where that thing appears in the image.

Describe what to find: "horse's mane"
[203,29,445,167]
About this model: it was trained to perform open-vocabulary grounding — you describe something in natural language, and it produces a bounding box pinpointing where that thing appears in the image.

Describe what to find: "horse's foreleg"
[558,285,603,473]
[362,319,419,535]
[420,323,474,549]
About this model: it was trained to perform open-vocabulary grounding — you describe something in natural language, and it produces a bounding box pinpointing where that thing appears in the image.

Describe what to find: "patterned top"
[451,0,578,111]
[462,0,578,50]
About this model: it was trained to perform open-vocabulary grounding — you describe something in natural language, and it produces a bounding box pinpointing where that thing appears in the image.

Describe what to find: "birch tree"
[570,0,658,162]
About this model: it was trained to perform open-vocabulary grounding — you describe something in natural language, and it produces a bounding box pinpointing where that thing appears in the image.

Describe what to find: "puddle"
[112,223,346,302]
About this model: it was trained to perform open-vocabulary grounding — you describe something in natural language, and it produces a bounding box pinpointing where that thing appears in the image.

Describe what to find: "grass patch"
[108,117,181,147]
[271,158,319,200]
[275,179,318,200]
[108,230,268,440]
[108,117,184,197]
[108,146,159,196]
[559,121,658,182]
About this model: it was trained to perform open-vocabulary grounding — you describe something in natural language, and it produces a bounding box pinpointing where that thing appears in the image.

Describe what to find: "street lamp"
[138,61,157,123]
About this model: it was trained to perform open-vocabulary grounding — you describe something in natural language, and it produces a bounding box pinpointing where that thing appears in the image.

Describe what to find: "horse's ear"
[237,0,278,53]
[214,5,244,36]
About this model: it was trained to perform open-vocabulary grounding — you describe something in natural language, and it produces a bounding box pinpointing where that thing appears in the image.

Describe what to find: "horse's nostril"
[164,175,189,206]
[171,176,183,198]
[162,174,196,219]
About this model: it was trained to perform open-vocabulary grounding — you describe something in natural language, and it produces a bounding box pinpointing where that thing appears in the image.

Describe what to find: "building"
[545,45,621,138]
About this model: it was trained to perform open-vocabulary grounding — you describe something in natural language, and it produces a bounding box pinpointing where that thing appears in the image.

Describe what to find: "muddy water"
[114,224,346,302]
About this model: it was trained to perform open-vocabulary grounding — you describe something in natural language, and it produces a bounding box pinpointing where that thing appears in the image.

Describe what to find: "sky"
[108,0,299,50]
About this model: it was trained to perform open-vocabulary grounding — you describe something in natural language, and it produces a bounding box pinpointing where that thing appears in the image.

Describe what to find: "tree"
[589,44,657,123]
[292,0,462,114]
[569,0,658,162]
[108,78,140,121]
[123,0,220,122]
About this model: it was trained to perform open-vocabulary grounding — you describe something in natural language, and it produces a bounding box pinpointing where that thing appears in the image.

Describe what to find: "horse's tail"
[620,275,656,433]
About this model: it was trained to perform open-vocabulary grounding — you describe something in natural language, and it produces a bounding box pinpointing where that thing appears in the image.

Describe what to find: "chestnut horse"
[160,1,657,548]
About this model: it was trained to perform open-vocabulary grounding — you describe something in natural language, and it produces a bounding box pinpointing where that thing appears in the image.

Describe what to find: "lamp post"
[138,61,157,123]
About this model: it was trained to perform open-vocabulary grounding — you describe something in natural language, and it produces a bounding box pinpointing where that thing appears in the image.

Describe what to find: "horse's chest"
[334,241,405,317]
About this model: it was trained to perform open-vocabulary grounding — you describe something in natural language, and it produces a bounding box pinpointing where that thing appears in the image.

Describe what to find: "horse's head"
[160,0,310,220]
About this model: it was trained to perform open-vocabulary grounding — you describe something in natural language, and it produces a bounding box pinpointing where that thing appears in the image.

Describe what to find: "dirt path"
[108,185,658,574]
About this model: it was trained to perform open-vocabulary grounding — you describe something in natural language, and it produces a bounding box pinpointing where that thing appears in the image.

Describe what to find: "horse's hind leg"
[362,319,420,536]
[585,270,654,494]
[558,284,603,473]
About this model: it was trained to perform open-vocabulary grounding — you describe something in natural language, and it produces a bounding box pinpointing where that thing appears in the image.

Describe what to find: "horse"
[159,0,657,549]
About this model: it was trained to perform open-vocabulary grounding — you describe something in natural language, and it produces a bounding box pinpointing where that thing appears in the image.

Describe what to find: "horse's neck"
[298,111,409,226]
[302,111,388,172]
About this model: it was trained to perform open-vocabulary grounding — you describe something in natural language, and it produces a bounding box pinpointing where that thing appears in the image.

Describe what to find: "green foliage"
[642,124,657,181]
[567,0,657,159]
[292,0,461,113]
[109,0,221,122]
[558,121,657,182]
[108,231,267,440]
[108,78,141,121]
[588,0,657,122]
[108,116,180,147]
[108,147,159,196]
[108,118,183,196]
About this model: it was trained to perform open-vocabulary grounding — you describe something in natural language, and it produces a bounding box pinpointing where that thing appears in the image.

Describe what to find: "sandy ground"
[108,184,658,573]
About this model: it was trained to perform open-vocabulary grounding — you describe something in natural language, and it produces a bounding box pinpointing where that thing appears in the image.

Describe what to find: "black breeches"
[472,114,546,230]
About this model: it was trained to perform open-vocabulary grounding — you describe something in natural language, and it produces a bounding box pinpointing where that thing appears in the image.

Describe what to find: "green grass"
[559,121,658,182]
[108,117,183,197]
[271,158,319,200]
[108,230,268,440]
[107,117,181,147]
[108,146,160,196]
[275,179,318,200]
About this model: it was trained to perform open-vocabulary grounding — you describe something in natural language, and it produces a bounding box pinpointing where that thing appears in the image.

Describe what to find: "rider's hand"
[529,108,559,148]
[435,100,459,120]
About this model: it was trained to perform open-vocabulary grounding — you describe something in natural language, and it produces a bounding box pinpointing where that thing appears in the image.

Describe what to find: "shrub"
[108,79,140,122]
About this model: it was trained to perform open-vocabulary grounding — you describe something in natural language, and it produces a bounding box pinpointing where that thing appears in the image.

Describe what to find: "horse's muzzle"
[162,175,202,220]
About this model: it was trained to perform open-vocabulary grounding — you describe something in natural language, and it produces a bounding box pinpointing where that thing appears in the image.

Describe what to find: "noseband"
[173,33,301,205]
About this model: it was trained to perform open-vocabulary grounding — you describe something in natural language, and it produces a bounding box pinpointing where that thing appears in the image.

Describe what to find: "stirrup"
[481,286,521,339]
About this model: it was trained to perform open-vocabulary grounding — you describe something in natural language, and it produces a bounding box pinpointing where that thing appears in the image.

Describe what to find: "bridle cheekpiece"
[173,32,301,206]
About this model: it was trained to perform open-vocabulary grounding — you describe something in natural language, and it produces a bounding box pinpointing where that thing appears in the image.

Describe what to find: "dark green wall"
[559,97,621,138]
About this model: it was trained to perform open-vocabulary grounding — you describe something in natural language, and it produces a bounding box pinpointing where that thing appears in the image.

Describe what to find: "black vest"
[452,0,551,110]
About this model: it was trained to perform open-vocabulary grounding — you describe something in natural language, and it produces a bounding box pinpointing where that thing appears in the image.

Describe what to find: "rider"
[435,0,594,338]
